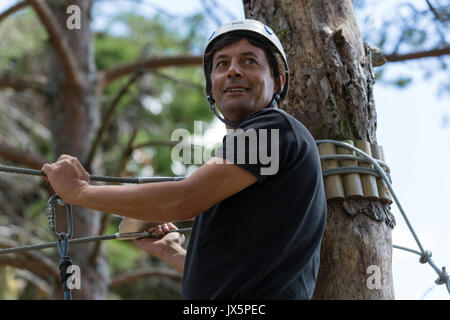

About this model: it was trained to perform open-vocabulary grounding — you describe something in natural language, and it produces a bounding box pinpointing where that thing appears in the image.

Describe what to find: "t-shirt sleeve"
[214,110,298,183]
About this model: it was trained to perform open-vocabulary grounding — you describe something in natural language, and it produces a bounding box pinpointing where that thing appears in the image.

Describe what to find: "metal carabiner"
[46,194,73,240]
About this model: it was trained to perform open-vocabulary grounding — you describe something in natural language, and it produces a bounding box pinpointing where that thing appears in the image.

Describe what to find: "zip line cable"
[0,139,448,295]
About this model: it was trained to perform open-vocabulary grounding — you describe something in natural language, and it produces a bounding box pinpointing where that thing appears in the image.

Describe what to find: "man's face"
[210,38,279,125]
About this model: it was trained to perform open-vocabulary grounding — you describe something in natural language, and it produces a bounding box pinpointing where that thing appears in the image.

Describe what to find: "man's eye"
[216,61,227,68]
[245,58,256,64]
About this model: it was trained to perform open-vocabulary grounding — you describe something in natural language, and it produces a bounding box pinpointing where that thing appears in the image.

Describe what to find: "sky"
[0,0,449,300]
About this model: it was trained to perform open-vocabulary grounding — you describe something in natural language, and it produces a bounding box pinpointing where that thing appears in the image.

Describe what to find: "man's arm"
[42,155,257,222]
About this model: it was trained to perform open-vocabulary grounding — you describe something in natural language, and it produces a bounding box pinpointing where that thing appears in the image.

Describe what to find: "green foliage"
[0,9,47,72]
[394,76,413,88]
[94,12,213,179]
[24,197,47,219]
[106,232,145,272]
[95,35,141,71]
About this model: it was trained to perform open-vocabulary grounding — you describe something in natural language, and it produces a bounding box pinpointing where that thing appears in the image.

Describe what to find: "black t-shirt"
[182,107,327,300]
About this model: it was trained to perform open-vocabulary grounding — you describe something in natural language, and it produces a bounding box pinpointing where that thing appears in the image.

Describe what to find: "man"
[42,19,327,299]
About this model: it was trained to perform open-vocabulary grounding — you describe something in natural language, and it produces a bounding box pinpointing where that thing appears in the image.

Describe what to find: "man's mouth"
[224,87,249,93]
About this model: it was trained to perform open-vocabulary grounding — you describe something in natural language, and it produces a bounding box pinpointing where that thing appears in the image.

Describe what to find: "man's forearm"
[74,180,192,222]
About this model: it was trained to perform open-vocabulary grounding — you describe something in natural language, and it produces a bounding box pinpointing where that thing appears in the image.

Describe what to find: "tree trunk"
[244,0,396,299]
[46,0,109,299]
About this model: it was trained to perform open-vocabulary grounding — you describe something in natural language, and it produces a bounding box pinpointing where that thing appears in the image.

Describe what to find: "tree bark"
[45,0,109,299]
[244,0,396,299]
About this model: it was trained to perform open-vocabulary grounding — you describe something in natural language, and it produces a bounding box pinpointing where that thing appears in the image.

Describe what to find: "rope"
[56,233,72,300]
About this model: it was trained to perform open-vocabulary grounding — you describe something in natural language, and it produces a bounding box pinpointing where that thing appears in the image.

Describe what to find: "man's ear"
[275,73,287,96]
[279,73,286,93]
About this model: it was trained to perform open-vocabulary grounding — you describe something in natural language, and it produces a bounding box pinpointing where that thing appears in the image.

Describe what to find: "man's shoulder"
[239,107,299,131]
[248,108,315,143]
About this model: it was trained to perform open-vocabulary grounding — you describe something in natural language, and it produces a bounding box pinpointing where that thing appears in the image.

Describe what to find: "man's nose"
[227,60,242,77]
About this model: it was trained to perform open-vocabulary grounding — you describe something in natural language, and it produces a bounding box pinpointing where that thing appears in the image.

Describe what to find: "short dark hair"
[204,31,287,97]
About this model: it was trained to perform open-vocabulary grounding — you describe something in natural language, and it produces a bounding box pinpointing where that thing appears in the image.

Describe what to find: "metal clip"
[47,194,73,240]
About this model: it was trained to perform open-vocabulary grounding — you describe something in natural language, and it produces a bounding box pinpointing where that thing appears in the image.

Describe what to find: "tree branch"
[110,267,182,289]
[386,46,450,62]
[99,55,202,89]
[86,72,143,170]
[0,237,59,280]
[116,128,139,178]
[0,1,28,24]
[425,0,444,22]
[0,140,47,169]
[27,0,83,87]
[0,74,47,92]
[15,269,55,299]
[153,71,204,93]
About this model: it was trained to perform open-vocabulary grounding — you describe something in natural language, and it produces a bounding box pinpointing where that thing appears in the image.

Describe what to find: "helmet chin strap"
[207,96,241,128]
[207,93,281,128]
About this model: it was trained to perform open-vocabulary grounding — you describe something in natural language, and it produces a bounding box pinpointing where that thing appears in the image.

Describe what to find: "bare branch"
[0,74,47,92]
[0,140,47,169]
[27,0,83,87]
[369,46,387,67]
[15,269,55,299]
[116,128,139,178]
[386,46,450,62]
[133,140,178,149]
[94,0,176,19]
[88,70,202,169]
[86,72,143,170]
[0,237,59,280]
[110,267,182,289]
[0,1,28,25]
[0,225,48,249]
[153,71,204,93]
[99,55,202,88]
[426,0,443,22]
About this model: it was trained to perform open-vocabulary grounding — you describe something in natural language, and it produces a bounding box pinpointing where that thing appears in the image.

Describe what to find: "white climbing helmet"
[204,19,289,101]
